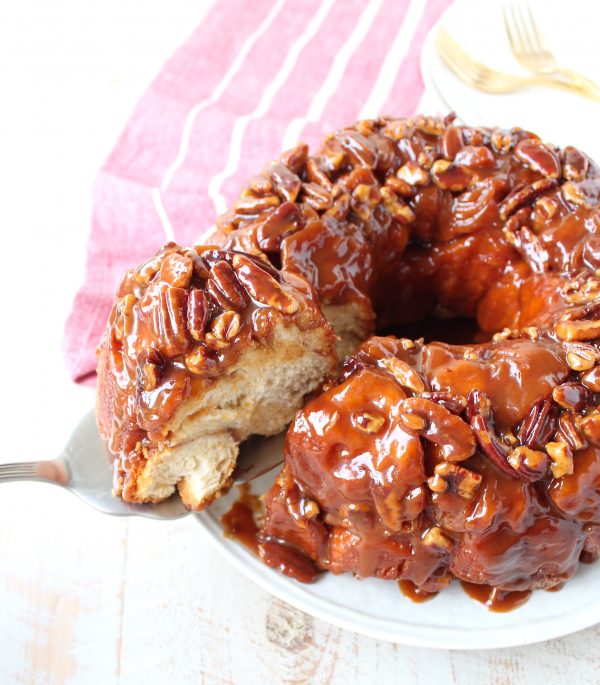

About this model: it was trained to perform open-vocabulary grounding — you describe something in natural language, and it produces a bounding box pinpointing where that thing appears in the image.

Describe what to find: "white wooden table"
[1,2,600,683]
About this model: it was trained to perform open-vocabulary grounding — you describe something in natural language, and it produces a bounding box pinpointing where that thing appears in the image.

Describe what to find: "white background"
[1,1,600,683]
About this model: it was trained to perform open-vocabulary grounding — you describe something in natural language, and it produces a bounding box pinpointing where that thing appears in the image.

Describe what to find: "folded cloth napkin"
[64,0,453,383]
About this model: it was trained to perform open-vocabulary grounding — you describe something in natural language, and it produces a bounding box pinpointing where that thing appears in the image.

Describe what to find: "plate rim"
[195,511,600,649]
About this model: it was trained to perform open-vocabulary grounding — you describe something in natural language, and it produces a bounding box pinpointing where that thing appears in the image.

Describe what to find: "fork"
[0,410,284,519]
[503,0,600,101]
[436,29,593,97]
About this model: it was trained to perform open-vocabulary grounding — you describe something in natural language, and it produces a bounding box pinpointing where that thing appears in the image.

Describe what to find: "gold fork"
[436,29,595,98]
[503,0,600,101]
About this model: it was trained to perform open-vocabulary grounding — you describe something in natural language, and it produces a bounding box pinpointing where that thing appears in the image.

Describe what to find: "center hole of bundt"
[383,315,485,346]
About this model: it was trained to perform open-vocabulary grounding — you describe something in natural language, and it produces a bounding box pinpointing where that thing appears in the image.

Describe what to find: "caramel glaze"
[220,115,600,600]
[96,245,332,501]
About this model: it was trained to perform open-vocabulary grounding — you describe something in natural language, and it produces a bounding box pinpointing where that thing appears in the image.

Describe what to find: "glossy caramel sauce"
[460,582,532,612]
[221,484,261,554]
[399,579,439,603]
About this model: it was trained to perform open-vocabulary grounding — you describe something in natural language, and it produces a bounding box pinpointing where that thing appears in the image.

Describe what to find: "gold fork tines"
[503,0,600,101]
[436,29,598,100]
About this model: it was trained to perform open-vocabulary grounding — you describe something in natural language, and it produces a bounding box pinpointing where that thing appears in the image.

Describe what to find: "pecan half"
[564,342,600,371]
[422,526,454,553]
[187,289,209,341]
[232,254,299,314]
[301,182,333,211]
[514,139,561,178]
[114,294,136,341]
[280,143,308,175]
[581,365,600,392]
[563,146,589,182]
[336,130,376,168]
[499,178,558,220]
[402,397,475,462]
[471,413,516,478]
[234,193,280,216]
[442,125,464,159]
[153,286,191,357]
[580,412,600,446]
[454,145,495,169]
[207,260,248,311]
[517,397,558,450]
[546,441,574,479]
[268,161,302,203]
[256,202,304,252]
[185,345,213,375]
[557,412,586,451]
[211,310,241,341]
[427,462,482,500]
[306,158,333,190]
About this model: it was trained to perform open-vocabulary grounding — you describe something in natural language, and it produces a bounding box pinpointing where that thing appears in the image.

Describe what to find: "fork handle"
[547,67,600,102]
[0,459,69,486]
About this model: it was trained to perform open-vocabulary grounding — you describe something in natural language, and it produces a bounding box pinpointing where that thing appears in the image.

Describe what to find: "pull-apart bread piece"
[96,244,337,510]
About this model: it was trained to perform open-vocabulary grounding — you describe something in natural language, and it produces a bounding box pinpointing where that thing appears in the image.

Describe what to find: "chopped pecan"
[134,255,162,287]
[556,318,600,342]
[466,389,491,422]
[396,162,430,186]
[402,397,475,462]
[306,158,333,190]
[256,202,304,252]
[552,382,590,411]
[211,310,241,341]
[207,260,248,311]
[428,462,482,500]
[421,391,467,415]
[499,178,558,220]
[280,143,308,175]
[159,253,193,288]
[415,115,444,136]
[153,286,191,357]
[535,196,558,219]
[514,139,560,178]
[185,345,213,375]
[422,526,454,553]
[137,347,165,392]
[248,173,272,195]
[471,413,516,478]
[563,146,589,182]
[557,412,586,451]
[430,159,473,192]
[379,187,415,223]
[564,341,600,371]
[267,161,302,203]
[301,182,333,211]
[546,441,574,479]
[336,130,376,168]
[561,181,593,208]
[234,193,280,216]
[379,357,426,393]
[580,412,600,446]
[491,130,513,154]
[232,254,299,314]
[507,446,549,482]
[454,145,495,169]
[581,364,600,392]
[114,294,136,341]
[385,176,414,197]
[204,332,230,350]
[187,289,209,341]
[517,397,558,450]
[354,411,385,434]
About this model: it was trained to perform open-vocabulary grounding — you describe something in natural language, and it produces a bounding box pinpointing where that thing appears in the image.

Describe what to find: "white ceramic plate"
[195,0,600,649]
[196,469,600,649]
[420,0,600,161]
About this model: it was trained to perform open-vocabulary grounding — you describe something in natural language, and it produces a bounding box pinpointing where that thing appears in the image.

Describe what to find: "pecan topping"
[137,347,165,392]
[421,391,467,415]
[557,412,586,451]
[499,178,558,220]
[153,286,191,357]
[204,332,231,350]
[159,253,193,288]
[546,441,574,479]
[396,162,429,186]
[301,182,333,211]
[256,202,304,252]
[187,290,209,341]
[211,310,242,341]
[507,446,549,482]
[561,181,592,208]
[422,526,454,553]
[336,130,376,168]
[552,382,590,412]
[563,146,589,182]
[491,130,513,154]
[580,412,600,446]
[517,397,558,450]
[428,462,482,500]
[114,294,136,341]
[441,125,464,159]
[207,260,248,311]
[306,158,333,190]
[581,365,600,392]
[430,159,473,192]
[402,397,475,462]
[280,143,308,175]
[399,412,427,431]
[379,357,426,393]
[379,187,415,223]
[454,145,495,169]
[514,139,560,178]
[234,193,280,215]
[354,411,385,434]
[232,254,299,314]
[556,319,600,342]
[471,413,516,478]
[184,345,213,375]
[268,161,302,203]
[564,342,600,371]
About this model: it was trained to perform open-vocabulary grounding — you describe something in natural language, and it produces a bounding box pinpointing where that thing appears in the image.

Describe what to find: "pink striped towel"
[64,0,453,383]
